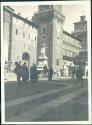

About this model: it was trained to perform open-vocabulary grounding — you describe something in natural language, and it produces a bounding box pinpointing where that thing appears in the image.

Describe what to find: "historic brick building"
[3,6,38,70]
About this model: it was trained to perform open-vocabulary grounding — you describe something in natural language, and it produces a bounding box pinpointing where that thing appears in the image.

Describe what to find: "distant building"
[62,31,82,76]
[3,6,38,70]
[73,15,87,52]
[33,5,82,77]
[72,16,88,77]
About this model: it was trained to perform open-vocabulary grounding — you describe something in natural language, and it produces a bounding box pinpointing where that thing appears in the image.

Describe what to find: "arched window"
[22,52,30,60]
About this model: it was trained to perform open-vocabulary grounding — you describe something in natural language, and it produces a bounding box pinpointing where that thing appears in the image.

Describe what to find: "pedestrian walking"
[72,69,75,79]
[43,64,48,77]
[75,66,84,84]
[30,63,38,83]
[14,61,22,83]
[22,62,29,83]
[48,67,53,81]
[4,61,8,79]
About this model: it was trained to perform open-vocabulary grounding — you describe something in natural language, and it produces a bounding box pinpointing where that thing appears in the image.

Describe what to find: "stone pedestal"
[37,53,48,70]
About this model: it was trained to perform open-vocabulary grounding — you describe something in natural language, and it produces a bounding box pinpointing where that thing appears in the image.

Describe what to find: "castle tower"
[33,5,65,70]
[73,15,87,52]
[73,16,88,77]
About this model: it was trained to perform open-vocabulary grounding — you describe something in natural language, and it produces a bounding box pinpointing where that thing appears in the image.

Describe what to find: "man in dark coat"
[75,66,84,84]
[22,62,29,82]
[30,63,38,83]
[14,62,22,83]
[48,67,53,81]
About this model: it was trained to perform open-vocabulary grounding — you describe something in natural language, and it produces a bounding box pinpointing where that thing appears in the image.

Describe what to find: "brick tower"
[33,5,65,70]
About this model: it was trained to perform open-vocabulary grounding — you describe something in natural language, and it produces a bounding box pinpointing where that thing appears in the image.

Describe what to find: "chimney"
[80,15,86,22]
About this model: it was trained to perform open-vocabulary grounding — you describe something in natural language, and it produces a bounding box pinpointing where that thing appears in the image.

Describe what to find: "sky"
[9,1,90,33]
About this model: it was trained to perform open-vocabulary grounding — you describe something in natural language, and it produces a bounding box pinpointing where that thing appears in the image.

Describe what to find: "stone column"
[8,12,13,63]
[4,6,14,71]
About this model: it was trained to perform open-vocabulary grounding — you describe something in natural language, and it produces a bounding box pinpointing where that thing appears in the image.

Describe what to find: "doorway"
[22,52,30,69]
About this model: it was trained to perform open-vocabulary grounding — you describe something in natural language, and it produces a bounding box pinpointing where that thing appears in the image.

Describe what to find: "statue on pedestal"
[38,43,48,69]
[41,43,46,57]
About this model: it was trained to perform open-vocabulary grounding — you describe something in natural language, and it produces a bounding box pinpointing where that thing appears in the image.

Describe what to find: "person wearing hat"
[22,62,29,83]
[14,61,22,83]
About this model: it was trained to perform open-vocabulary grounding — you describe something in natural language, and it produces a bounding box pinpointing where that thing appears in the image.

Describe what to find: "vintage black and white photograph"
[1,0,91,124]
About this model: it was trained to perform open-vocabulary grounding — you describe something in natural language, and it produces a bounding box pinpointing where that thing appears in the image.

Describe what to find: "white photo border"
[1,0,91,124]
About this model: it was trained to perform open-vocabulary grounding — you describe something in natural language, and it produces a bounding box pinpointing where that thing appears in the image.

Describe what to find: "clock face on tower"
[56,23,61,33]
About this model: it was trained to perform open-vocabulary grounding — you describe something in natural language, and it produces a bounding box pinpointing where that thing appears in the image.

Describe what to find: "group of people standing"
[14,61,84,85]
[14,62,29,83]
[14,62,38,83]
[14,62,54,83]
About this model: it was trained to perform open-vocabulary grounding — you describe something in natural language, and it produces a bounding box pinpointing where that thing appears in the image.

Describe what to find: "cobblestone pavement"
[4,79,88,122]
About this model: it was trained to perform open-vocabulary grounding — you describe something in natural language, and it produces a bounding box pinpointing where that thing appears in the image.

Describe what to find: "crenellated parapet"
[33,5,65,25]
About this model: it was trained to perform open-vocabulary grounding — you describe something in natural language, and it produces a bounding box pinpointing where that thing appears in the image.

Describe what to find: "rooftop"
[4,6,38,28]
[63,30,82,42]
[13,13,38,28]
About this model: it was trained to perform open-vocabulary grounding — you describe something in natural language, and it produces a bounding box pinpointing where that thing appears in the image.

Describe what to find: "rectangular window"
[29,34,30,39]
[35,36,36,41]
[16,29,18,35]
[56,59,59,66]
[43,28,46,34]
[23,32,25,38]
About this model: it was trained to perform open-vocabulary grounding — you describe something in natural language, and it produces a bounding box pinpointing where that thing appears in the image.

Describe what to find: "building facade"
[3,6,38,70]
[62,31,82,76]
